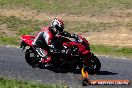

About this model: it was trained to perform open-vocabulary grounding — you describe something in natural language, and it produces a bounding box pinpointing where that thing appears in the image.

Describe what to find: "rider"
[32,18,80,66]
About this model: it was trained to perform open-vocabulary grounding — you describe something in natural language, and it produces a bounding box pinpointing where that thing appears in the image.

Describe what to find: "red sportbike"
[20,34,101,74]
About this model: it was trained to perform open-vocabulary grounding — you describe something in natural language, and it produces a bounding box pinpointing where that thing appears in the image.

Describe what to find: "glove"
[73,34,83,43]
[71,34,79,42]
[75,35,79,41]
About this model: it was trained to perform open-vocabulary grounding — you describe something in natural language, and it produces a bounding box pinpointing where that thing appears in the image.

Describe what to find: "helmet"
[51,18,64,33]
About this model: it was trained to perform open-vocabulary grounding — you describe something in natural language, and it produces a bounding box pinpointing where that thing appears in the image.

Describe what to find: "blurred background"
[0,0,132,57]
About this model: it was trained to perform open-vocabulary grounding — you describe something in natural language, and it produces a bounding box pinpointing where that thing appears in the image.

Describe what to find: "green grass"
[0,16,49,32]
[0,36,19,45]
[0,77,63,88]
[1,16,132,34]
[0,0,132,16]
[0,16,28,31]
[2,16,132,35]
[91,44,132,58]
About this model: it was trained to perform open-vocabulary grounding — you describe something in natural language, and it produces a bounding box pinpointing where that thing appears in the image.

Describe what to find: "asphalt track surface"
[0,46,131,88]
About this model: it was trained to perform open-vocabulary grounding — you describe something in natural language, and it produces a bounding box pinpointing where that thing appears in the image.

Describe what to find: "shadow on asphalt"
[45,67,118,75]
[97,71,118,75]
[47,68,118,75]
[39,65,118,75]
[47,67,82,74]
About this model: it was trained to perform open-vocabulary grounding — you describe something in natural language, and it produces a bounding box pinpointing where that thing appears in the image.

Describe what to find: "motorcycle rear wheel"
[25,48,38,67]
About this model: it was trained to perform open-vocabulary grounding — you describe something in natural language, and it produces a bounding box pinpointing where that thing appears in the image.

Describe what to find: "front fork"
[20,41,27,51]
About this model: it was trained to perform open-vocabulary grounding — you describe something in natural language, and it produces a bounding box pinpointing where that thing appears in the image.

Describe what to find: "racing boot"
[35,48,46,58]
[44,56,52,67]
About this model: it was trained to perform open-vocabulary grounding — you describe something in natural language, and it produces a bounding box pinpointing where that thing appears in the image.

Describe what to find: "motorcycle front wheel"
[78,53,101,75]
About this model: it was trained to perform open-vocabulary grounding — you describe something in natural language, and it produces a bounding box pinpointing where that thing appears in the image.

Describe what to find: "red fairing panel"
[21,35,35,46]
[64,42,90,55]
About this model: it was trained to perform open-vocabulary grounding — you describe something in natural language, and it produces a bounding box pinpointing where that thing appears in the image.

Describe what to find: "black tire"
[25,48,38,67]
[78,53,101,75]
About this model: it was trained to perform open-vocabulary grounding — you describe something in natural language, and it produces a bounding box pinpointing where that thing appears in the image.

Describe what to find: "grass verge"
[91,44,132,58]
[0,77,65,88]
[0,36,19,46]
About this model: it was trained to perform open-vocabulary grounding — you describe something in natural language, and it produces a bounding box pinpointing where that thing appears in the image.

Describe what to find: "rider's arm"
[61,31,83,43]
[61,31,78,38]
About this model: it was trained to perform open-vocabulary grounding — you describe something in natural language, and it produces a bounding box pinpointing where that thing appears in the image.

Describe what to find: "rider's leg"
[32,32,44,46]
[32,32,45,57]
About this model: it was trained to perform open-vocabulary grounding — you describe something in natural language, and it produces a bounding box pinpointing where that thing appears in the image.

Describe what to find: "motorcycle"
[20,34,101,74]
